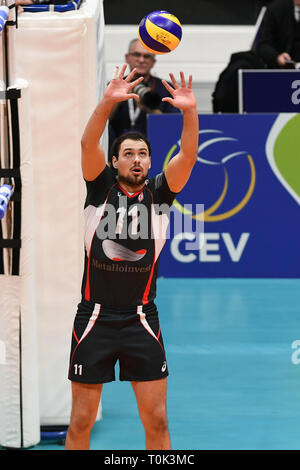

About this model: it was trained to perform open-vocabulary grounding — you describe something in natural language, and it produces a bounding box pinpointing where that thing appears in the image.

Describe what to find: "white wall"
[104,25,257,113]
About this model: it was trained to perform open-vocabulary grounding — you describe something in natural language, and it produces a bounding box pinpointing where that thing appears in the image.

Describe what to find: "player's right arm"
[81,65,143,181]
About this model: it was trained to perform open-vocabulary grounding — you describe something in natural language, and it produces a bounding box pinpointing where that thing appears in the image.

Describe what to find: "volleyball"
[138,10,182,55]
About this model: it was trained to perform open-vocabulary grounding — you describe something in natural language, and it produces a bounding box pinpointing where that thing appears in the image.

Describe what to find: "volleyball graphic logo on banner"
[162,129,256,222]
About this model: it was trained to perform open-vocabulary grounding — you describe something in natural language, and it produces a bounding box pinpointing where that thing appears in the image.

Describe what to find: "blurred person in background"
[256,0,300,68]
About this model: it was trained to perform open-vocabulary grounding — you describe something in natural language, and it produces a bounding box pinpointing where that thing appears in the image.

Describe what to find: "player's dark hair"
[110,132,151,161]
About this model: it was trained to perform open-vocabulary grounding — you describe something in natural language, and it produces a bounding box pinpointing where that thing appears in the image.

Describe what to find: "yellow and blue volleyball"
[138,11,182,55]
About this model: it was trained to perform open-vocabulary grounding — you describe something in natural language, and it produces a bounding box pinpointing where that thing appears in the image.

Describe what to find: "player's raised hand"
[162,72,197,111]
[104,65,144,103]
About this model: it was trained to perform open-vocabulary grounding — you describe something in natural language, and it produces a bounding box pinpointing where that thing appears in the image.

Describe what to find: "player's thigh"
[131,377,168,419]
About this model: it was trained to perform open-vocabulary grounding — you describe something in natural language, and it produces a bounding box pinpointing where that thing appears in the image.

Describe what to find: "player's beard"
[118,170,148,189]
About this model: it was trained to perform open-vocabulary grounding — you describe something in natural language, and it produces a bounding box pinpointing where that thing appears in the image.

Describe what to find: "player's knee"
[69,409,95,435]
[141,407,169,435]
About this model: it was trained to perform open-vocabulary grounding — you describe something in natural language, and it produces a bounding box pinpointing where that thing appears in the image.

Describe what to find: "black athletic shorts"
[68,300,169,384]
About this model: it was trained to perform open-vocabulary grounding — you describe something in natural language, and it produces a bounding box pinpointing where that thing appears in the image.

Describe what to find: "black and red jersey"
[80,166,176,310]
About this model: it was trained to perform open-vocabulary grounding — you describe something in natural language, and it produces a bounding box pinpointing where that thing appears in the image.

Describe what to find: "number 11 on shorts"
[74,364,83,375]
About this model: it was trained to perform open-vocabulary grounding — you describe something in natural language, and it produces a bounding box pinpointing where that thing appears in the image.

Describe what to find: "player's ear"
[112,156,118,169]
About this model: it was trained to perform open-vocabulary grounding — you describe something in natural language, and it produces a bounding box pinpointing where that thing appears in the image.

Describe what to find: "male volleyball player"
[66,64,198,450]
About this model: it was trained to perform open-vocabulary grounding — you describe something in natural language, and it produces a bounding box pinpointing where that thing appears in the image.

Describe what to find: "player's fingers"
[169,73,179,89]
[119,64,127,79]
[127,93,140,101]
[162,79,174,95]
[112,66,119,80]
[125,67,137,82]
[180,71,186,87]
[188,74,193,88]
[162,97,173,104]
[129,76,144,88]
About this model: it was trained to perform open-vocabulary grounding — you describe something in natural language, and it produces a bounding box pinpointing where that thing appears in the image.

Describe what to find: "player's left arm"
[161,72,198,193]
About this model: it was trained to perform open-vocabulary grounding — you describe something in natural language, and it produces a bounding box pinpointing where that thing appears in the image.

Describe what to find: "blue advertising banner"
[239,70,300,113]
[148,113,300,278]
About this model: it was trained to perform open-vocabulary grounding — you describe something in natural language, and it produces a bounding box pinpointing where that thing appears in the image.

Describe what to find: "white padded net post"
[0,0,106,447]
[0,80,40,449]
[14,0,106,427]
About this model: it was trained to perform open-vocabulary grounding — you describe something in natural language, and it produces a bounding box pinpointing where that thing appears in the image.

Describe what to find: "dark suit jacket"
[255,0,297,67]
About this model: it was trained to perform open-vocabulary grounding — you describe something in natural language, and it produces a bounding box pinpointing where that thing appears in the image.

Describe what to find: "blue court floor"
[26,278,300,450]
